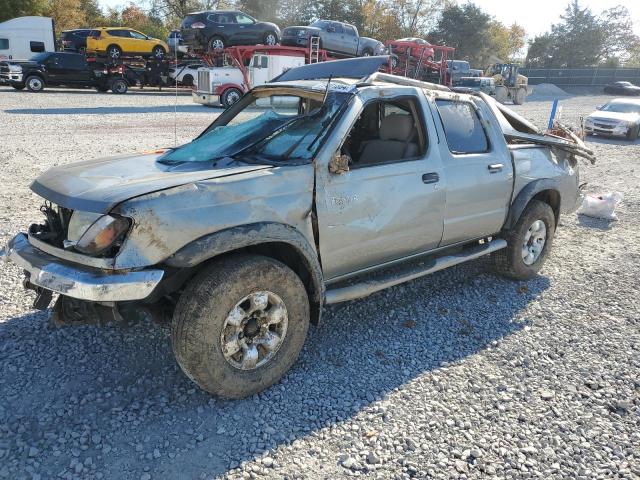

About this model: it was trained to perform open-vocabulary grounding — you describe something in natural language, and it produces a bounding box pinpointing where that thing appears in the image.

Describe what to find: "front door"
[432,97,513,244]
[316,94,446,280]
[234,13,260,44]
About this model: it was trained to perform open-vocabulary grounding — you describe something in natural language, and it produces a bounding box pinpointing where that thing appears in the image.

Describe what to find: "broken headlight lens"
[68,213,131,256]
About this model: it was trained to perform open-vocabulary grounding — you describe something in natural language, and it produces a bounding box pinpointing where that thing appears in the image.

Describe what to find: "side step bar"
[325,239,507,304]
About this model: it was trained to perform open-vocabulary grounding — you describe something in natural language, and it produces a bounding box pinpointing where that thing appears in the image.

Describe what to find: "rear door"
[65,54,92,84]
[432,97,513,244]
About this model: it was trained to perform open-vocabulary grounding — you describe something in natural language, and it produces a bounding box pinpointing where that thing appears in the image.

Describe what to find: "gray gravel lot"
[0,86,638,480]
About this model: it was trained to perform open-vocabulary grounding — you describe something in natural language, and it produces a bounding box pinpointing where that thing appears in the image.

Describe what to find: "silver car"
[2,57,594,399]
[584,98,640,140]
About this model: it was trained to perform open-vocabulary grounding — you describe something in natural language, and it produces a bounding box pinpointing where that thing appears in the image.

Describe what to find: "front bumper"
[585,121,631,137]
[1,233,164,302]
[192,90,220,106]
[281,36,309,47]
[0,72,23,83]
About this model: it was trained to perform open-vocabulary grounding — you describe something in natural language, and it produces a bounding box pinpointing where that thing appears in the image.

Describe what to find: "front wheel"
[361,48,373,57]
[493,200,556,280]
[25,75,44,92]
[171,254,310,398]
[221,87,242,108]
[110,78,128,94]
[626,124,639,141]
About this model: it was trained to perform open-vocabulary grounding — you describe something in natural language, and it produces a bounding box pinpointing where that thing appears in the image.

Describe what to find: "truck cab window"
[0,38,9,50]
[435,99,489,154]
[30,41,45,53]
[342,97,426,167]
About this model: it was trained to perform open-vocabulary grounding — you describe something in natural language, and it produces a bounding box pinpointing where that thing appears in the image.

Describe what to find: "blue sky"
[98,0,640,38]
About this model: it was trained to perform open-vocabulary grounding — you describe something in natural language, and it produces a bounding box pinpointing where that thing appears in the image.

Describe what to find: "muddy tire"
[171,254,310,398]
[493,200,556,280]
[495,85,508,103]
[514,87,527,105]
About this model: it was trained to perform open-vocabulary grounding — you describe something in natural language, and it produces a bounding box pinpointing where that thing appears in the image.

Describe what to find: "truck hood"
[587,110,640,123]
[30,152,271,214]
[1,60,40,68]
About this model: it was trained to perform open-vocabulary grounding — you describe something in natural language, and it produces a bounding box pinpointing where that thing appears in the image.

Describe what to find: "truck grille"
[197,69,210,92]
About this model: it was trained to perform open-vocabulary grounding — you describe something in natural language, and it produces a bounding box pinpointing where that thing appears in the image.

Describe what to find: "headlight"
[584,117,594,125]
[67,212,130,256]
[8,65,22,72]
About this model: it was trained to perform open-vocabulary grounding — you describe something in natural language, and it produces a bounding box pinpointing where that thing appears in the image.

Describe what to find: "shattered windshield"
[159,90,352,164]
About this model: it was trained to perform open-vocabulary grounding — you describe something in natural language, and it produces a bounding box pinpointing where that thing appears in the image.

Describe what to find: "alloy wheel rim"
[220,291,288,371]
[212,39,224,50]
[266,34,276,45]
[522,220,547,265]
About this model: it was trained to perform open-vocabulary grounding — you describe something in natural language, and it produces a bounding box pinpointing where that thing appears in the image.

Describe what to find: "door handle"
[422,172,439,184]
[488,163,504,173]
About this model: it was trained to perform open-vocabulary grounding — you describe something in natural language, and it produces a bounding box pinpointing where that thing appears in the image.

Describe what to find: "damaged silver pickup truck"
[2,57,594,398]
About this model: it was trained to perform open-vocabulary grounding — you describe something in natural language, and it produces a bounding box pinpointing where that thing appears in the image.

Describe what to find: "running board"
[325,239,507,304]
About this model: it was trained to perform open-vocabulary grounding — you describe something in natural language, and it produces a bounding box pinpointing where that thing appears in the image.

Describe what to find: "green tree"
[429,3,492,65]
[0,0,48,23]
[599,6,639,65]
[550,0,603,67]
[525,33,556,67]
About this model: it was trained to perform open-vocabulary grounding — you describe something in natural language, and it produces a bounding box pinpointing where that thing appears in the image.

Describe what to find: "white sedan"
[168,63,204,87]
[585,98,640,141]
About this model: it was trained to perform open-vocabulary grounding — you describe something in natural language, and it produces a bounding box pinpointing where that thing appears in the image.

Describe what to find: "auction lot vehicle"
[485,63,531,105]
[448,60,483,85]
[193,45,327,108]
[60,29,93,53]
[584,98,640,140]
[1,57,594,399]
[180,10,280,52]
[282,20,385,57]
[603,81,640,96]
[455,76,496,96]
[0,52,129,93]
[86,27,168,60]
[0,16,55,62]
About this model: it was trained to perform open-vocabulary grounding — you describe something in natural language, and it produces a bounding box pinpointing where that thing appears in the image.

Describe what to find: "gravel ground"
[0,86,638,480]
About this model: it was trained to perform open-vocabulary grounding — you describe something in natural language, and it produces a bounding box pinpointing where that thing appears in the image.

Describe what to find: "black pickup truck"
[0,52,129,93]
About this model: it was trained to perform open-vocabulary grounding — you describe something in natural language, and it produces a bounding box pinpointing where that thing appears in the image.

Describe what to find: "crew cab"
[282,20,384,57]
[0,51,129,93]
[1,57,594,399]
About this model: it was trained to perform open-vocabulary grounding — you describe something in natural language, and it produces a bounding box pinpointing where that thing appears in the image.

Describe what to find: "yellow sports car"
[87,28,168,59]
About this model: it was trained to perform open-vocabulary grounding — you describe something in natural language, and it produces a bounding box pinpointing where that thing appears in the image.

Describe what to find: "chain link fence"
[520,68,640,86]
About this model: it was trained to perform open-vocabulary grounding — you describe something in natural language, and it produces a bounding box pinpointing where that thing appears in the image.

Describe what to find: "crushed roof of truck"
[271,56,391,82]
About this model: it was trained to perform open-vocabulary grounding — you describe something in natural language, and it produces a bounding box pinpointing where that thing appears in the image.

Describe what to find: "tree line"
[526,1,639,68]
[1,0,638,68]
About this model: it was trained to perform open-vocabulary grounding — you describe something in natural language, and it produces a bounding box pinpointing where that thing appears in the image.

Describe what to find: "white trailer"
[193,49,308,108]
[0,16,56,61]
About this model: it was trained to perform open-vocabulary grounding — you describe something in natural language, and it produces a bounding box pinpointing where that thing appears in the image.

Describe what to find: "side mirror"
[329,152,350,174]
[596,105,603,110]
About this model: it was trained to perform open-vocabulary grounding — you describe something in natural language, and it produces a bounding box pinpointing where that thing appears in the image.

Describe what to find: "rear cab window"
[435,99,490,154]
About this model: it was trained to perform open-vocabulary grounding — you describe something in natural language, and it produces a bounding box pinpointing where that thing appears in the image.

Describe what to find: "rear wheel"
[263,31,278,46]
[171,254,310,398]
[25,75,44,92]
[221,87,242,108]
[152,45,165,59]
[493,200,556,280]
[107,44,122,59]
